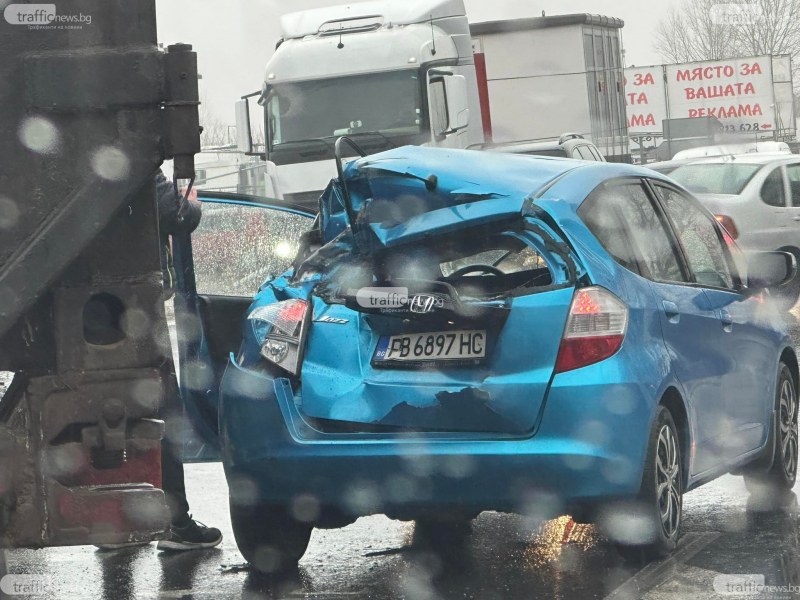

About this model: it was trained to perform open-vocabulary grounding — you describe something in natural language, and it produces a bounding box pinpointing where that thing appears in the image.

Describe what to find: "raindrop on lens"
[91,146,130,181]
[291,494,321,523]
[600,501,657,544]
[18,116,60,154]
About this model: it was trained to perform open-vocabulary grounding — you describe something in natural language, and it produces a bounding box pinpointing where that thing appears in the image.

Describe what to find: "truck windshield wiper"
[273,137,336,152]
[345,131,396,149]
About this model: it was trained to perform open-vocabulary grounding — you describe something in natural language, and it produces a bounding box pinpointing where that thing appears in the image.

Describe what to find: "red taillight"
[278,299,308,324]
[248,299,310,375]
[715,214,738,239]
[554,287,628,373]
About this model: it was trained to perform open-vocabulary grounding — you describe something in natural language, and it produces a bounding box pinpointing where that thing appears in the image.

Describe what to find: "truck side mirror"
[429,72,470,140]
[444,75,470,133]
[235,98,253,154]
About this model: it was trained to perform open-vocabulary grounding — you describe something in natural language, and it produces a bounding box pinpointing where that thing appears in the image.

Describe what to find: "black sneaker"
[157,516,222,551]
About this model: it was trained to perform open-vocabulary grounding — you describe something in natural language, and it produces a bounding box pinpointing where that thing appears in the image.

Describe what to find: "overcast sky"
[156,0,675,125]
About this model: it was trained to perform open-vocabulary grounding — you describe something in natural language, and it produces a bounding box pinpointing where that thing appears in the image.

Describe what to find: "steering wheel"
[447,264,505,278]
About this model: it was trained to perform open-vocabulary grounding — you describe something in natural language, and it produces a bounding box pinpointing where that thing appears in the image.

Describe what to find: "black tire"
[744,363,798,496]
[229,497,313,576]
[615,405,683,562]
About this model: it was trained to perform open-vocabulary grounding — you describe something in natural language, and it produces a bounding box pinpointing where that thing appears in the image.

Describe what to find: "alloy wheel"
[655,424,681,539]
[779,377,798,481]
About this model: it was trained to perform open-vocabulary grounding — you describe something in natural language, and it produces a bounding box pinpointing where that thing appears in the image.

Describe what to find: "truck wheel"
[229,497,313,575]
[744,363,798,496]
[615,405,682,562]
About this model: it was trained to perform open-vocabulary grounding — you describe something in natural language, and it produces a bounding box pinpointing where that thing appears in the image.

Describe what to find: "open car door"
[171,191,316,454]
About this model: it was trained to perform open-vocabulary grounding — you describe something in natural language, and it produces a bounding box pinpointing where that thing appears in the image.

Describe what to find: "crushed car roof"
[344,146,667,208]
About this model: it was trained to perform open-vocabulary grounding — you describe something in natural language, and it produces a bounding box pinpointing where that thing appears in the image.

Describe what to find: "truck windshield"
[266,70,423,152]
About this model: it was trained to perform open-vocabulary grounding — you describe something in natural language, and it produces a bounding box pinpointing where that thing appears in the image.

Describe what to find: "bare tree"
[735,0,800,82]
[654,0,800,85]
[198,95,232,148]
[653,0,739,63]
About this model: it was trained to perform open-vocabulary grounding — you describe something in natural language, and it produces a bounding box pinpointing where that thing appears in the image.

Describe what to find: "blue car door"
[651,183,776,460]
[585,181,729,477]
[171,191,315,456]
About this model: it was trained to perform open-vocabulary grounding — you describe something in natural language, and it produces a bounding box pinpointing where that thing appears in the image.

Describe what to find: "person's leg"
[160,365,191,524]
[157,360,222,551]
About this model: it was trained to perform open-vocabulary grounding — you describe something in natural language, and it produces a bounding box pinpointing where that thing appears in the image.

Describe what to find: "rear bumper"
[219,356,654,518]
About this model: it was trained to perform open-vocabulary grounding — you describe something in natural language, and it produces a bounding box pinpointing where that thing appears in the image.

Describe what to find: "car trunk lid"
[293,213,580,435]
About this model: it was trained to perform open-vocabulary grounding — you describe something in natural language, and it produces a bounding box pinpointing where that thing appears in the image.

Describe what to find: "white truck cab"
[237,0,484,208]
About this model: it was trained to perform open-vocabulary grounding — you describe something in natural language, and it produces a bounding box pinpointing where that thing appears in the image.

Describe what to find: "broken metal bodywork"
[210,147,734,527]
[0,1,199,547]
[230,147,585,436]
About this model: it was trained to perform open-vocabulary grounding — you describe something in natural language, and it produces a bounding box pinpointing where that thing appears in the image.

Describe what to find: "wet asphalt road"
[3,315,800,599]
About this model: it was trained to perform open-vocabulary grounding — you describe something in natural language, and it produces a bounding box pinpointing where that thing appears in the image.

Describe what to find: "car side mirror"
[745,251,796,292]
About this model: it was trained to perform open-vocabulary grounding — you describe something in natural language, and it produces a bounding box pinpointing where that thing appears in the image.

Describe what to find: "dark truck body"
[0,0,199,547]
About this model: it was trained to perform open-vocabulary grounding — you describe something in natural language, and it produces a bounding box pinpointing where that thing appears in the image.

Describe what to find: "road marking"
[604,532,721,600]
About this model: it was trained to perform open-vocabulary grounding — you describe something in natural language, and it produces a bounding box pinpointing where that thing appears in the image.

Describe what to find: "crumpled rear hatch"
[288,148,583,436]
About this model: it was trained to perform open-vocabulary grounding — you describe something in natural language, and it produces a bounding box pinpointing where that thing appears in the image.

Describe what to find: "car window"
[576,145,595,160]
[654,186,735,289]
[526,148,568,158]
[579,182,686,282]
[760,166,787,207]
[668,163,761,195]
[191,202,311,296]
[588,146,603,161]
[786,164,800,207]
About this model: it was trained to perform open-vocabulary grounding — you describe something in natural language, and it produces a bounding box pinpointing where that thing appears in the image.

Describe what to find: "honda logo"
[409,294,437,314]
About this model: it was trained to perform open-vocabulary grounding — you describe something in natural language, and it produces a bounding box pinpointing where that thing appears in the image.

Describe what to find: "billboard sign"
[625,66,668,135]
[665,56,775,133]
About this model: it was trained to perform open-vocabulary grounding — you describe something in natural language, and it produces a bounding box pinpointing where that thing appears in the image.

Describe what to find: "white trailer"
[236,0,483,209]
[470,14,630,162]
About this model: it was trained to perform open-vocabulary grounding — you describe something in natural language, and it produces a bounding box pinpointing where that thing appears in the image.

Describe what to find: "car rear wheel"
[229,497,313,576]
[744,363,798,495]
[616,405,682,561]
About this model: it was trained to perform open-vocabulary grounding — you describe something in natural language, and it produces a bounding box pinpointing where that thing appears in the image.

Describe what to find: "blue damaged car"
[174,144,798,574]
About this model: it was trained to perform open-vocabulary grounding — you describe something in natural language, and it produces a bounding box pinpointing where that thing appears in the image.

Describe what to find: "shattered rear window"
[321,230,554,301]
[439,242,547,278]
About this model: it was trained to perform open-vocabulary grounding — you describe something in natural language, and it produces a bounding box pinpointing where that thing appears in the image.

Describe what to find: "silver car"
[652,154,800,309]
[479,133,606,161]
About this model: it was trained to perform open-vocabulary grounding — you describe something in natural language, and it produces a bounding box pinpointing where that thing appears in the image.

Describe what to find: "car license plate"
[373,330,486,363]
